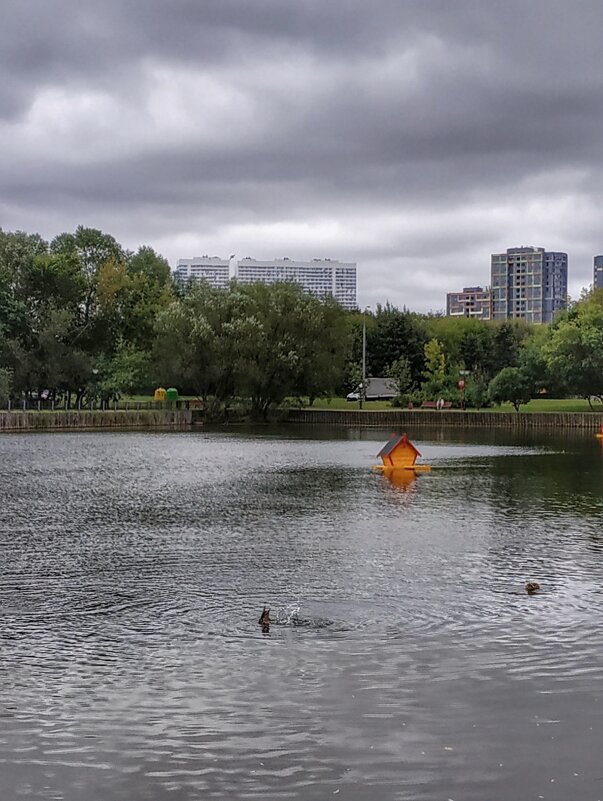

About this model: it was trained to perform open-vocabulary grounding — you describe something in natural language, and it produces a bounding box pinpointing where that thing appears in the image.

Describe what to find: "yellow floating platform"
[372,464,432,473]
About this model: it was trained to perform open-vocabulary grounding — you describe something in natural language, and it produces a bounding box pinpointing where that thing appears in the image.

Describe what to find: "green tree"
[19,252,84,312]
[368,304,427,386]
[422,337,447,395]
[488,366,533,412]
[293,296,349,405]
[426,316,494,376]
[464,374,490,409]
[517,326,555,396]
[0,229,47,343]
[386,355,412,396]
[154,280,349,418]
[153,281,227,402]
[128,246,171,285]
[94,339,152,401]
[489,320,532,374]
[50,226,123,329]
[344,361,362,396]
[123,246,173,346]
[96,252,174,351]
[0,227,178,405]
[235,281,344,418]
[0,367,11,406]
[544,289,603,405]
[6,248,90,401]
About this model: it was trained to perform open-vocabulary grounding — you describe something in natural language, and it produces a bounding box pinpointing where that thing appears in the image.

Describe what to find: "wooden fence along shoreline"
[284,408,603,429]
[2,407,603,432]
[0,409,193,432]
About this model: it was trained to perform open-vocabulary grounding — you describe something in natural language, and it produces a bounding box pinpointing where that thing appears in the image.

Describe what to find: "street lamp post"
[359,314,366,410]
[360,306,370,410]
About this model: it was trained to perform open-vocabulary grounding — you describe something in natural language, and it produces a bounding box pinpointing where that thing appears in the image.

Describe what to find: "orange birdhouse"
[372,432,432,473]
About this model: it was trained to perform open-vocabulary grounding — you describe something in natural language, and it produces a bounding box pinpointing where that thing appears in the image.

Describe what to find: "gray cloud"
[2,0,603,311]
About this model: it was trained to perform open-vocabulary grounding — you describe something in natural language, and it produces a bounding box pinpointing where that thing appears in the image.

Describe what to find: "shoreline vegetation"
[3,396,603,412]
[2,399,603,433]
[303,397,603,414]
[3,226,603,421]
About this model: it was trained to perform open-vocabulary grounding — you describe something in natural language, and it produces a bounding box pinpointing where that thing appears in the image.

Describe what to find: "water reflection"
[0,429,602,801]
[381,468,417,493]
[487,451,603,520]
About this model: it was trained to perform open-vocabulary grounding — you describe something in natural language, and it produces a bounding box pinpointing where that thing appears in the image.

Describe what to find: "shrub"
[0,368,12,407]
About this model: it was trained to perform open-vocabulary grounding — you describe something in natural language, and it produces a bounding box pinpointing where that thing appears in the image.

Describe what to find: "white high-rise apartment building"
[234,258,357,310]
[174,256,230,289]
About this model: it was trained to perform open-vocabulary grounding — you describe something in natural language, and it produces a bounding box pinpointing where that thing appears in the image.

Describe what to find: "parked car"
[346,377,397,401]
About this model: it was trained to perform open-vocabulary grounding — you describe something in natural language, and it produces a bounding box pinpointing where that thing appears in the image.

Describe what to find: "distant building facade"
[174,257,230,289]
[543,251,569,321]
[446,286,491,320]
[491,247,567,324]
[595,255,603,289]
[234,258,357,310]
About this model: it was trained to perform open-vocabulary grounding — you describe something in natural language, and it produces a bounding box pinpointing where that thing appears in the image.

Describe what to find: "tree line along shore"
[2,225,603,421]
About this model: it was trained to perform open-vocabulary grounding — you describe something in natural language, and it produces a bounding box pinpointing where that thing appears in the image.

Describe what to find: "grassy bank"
[111,394,603,417]
[302,397,603,414]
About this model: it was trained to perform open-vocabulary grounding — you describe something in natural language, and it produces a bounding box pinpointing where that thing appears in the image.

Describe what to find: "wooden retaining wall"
[0,409,193,432]
[285,408,603,429]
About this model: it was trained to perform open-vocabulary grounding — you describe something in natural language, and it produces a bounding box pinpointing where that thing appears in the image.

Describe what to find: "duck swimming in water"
[258,606,271,632]
[525,582,540,594]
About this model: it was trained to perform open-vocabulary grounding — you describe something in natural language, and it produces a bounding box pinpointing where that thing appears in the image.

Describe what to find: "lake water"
[1,426,603,801]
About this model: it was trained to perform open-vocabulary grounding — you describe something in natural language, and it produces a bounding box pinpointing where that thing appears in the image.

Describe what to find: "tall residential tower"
[594,255,603,289]
[490,247,567,324]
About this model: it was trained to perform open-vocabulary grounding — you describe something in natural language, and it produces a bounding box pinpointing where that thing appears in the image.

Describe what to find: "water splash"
[273,604,335,630]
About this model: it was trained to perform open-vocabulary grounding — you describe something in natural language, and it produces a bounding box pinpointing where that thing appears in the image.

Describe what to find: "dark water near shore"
[1,426,603,800]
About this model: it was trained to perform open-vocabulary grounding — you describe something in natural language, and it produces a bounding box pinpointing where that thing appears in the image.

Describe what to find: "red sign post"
[458,379,465,410]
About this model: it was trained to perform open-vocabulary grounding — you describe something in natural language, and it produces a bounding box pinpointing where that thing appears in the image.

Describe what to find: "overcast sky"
[2,1,603,311]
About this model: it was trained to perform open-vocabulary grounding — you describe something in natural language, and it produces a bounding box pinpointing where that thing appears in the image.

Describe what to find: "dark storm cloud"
[2,0,603,309]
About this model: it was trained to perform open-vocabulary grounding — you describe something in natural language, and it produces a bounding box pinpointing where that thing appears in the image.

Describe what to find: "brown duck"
[258,606,271,632]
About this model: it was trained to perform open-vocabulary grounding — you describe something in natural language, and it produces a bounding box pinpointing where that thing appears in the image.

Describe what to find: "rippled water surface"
[1,426,603,800]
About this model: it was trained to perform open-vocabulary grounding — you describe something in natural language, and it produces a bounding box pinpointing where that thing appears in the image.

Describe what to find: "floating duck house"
[373,433,431,473]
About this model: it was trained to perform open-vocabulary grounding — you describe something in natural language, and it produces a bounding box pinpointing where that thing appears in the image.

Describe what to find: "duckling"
[525,582,540,595]
[258,606,271,632]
